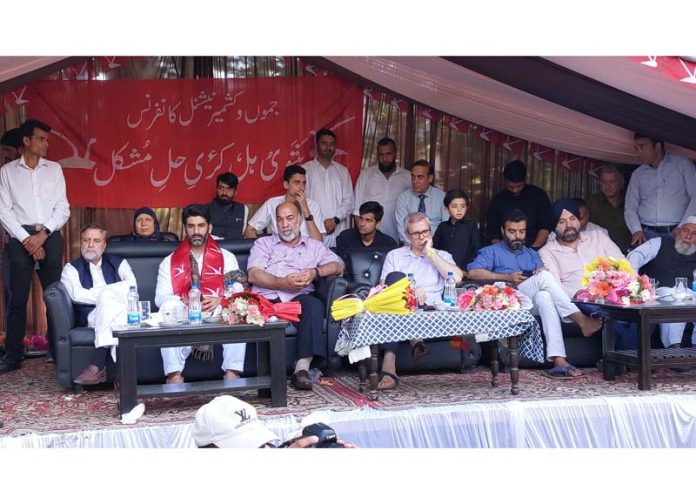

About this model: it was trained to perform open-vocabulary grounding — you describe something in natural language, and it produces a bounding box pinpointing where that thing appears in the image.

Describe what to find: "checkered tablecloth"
[337,309,544,363]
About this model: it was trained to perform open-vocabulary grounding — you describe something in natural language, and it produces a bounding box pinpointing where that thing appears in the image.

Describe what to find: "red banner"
[26,77,364,208]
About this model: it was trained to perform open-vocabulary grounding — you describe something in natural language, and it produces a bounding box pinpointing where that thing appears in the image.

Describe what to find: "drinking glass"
[674,277,689,302]
[139,301,151,321]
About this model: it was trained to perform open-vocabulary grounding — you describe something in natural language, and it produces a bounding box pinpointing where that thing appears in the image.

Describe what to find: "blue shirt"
[467,241,542,274]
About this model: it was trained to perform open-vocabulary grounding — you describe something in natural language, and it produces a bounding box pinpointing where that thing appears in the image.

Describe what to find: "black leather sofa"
[337,246,482,373]
[44,239,347,390]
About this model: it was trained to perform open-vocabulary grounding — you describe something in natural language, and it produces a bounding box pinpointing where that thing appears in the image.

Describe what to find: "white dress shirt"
[353,165,411,243]
[247,195,326,237]
[61,257,136,306]
[626,238,663,271]
[394,185,449,244]
[624,153,696,233]
[303,158,354,247]
[381,246,456,304]
[155,247,239,308]
[0,155,71,241]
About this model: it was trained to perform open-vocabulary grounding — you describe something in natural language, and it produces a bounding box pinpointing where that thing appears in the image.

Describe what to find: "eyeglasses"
[408,229,431,239]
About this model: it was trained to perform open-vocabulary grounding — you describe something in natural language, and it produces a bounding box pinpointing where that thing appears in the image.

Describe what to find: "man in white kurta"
[60,224,137,385]
[353,137,411,243]
[156,205,246,384]
[302,128,354,247]
[245,165,325,241]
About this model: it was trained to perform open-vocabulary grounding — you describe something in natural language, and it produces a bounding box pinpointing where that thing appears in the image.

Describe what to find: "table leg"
[489,341,499,388]
[358,359,368,392]
[269,328,287,407]
[257,341,271,399]
[603,319,616,381]
[368,344,379,400]
[509,336,520,395]
[638,311,651,391]
[117,341,138,415]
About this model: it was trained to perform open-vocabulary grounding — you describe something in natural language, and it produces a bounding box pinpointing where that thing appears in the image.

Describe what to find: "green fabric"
[586,192,632,252]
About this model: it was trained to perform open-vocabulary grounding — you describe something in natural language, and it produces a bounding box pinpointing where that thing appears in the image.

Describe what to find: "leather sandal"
[377,371,400,390]
[411,341,430,362]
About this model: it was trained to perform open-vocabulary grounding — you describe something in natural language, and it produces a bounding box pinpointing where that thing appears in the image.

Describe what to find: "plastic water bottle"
[188,282,202,325]
[692,269,696,292]
[224,280,234,298]
[407,273,416,289]
[126,286,141,327]
[443,271,457,307]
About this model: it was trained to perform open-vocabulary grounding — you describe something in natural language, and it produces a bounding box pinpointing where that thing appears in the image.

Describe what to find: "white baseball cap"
[192,395,279,448]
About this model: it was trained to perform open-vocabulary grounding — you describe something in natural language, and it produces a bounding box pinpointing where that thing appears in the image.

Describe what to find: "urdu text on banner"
[26,76,364,208]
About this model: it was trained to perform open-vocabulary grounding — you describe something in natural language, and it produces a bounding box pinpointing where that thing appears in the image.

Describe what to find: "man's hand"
[507,271,528,284]
[295,190,310,215]
[22,233,47,255]
[424,237,435,258]
[287,436,319,448]
[31,247,46,261]
[415,286,427,305]
[285,270,313,291]
[201,295,221,313]
[324,218,336,234]
[631,231,646,246]
[672,226,681,238]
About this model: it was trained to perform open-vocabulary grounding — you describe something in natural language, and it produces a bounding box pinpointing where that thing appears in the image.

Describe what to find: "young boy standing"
[432,189,480,272]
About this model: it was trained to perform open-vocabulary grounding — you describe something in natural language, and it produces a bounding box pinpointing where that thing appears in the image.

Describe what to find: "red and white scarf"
[170,235,225,300]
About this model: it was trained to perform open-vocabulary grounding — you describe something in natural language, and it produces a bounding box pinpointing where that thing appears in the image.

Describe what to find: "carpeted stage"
[3,357,696,448]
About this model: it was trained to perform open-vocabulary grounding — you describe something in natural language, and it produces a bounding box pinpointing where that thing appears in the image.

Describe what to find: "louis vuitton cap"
[192,395,279,448]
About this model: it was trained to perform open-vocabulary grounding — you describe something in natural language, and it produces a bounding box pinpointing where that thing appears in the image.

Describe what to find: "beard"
[675,239,696,256]
[279,227,300,242]
[187,232,208,247]
[318,148,334,160]
[505,238,524,251]
[558,227,579,243]
[378,160,396,173]
[82,250,102,262]
[215,195,232,205]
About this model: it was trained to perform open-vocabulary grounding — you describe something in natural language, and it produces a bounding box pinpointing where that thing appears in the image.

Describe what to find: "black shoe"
[290,370,313,390]
[0,358,21,375]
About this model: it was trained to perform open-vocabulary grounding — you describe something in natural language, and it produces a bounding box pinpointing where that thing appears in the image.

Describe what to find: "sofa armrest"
[43,281,78,389]
[314,274,347,368]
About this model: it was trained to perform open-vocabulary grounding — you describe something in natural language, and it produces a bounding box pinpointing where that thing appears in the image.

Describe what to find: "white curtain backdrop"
[4,394,696,448]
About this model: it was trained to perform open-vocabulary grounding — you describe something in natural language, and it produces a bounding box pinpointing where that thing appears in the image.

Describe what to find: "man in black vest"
[208,173,248,240]
[627,216,696,348]
[60,223,137,384]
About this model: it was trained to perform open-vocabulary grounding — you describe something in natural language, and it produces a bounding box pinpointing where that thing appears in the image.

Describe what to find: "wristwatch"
[43,227,51,236]
[333,217,340,225]
[305,214,314,221]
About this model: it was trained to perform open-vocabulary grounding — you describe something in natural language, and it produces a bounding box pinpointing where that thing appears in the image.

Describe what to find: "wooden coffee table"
[114,321,288,416]
[575,300,696,390]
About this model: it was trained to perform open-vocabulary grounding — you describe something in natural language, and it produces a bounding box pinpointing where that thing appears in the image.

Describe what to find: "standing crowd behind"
[1,122,695,391]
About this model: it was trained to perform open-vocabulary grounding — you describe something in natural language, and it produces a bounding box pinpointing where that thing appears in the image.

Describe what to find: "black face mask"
[378,161,396,173]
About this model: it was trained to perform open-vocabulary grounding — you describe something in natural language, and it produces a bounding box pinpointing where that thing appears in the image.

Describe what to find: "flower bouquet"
[331,276,417,321]
[220,291,302,326]
[575,256,654,305]
[457,282,523,311]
